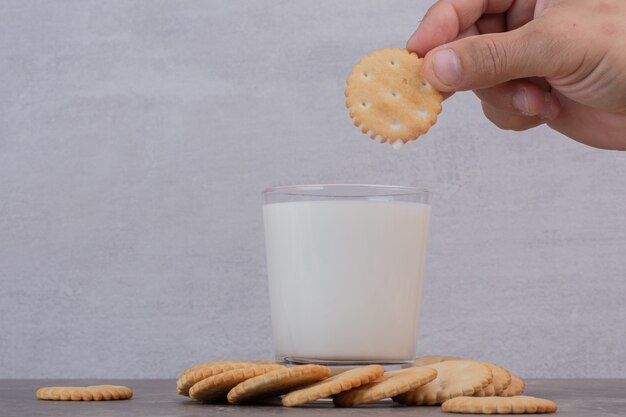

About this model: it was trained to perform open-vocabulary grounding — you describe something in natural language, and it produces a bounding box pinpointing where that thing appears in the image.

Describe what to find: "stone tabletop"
[1,379,625,417]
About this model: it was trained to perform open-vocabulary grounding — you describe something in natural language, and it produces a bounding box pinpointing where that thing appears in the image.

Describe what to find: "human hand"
[407,0,626,150]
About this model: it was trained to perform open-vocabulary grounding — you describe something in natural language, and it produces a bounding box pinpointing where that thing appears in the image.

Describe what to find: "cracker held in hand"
[188,364,284,403]
[227,364,331,404]
[282,364,384,407]
[394,360,492,406]
[345,47,443,147]
[177,360,278,396]
[474,362,512,397]
[442,395,558,414]
[333,366,437,407]
[36,385,133,401]
[498,374,525,397]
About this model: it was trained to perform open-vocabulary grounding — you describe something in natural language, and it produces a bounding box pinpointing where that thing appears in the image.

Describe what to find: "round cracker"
[227,364,330,404]
[333,366,437,407]
[498,374,525,397]
[188,364,283,403]
[394,360,492,405]
[282,364,384,407]
[345,47,443,145]
[178,359,274,378]
[474,362,512,397]
[442,395,557,414]
[177,360,280,396]
[35,385,133,401]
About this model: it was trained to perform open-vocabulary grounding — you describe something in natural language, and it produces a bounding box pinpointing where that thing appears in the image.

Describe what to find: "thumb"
[423,23,561,92]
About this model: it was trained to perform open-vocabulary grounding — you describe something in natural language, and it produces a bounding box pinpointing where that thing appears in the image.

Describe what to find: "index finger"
[407,0,516,56]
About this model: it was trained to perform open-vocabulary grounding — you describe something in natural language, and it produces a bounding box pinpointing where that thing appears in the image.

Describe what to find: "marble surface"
[2,379,625,417]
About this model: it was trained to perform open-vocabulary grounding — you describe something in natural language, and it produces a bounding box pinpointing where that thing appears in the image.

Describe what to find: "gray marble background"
[1,0,625,379]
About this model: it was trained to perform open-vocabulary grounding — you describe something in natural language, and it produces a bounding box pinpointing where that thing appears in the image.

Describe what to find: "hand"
[407,0,626,150]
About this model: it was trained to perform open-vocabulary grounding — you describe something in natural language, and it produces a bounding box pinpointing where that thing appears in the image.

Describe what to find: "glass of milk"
[262,184,430,365]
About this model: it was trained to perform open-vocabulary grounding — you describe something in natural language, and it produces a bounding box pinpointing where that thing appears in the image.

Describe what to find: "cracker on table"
[177,360,279,396]
[498,374,525,397]
[394,360,492,405]
[188,364,283,403]
[180,360,275,378]
[345,47,443,147]
[227,364,330,404]
[282,364,384,407]
[474,362,512,397]
[36,385,133,401]
[442,395,557,414]
[333,366,437,407]
[413,356,512,397]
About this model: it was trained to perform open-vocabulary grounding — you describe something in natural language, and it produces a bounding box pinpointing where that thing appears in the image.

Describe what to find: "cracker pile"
[176,356,558,413]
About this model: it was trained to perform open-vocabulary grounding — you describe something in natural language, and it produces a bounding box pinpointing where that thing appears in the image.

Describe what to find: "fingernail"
[539,93,557,120]
[432,48,461,86]
[512,89,530,115]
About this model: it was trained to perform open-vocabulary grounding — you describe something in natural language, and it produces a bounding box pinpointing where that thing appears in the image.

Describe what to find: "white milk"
[263,200,430,362]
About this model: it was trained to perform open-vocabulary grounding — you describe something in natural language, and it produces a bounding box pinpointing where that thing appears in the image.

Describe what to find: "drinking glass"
[262,184,430,365]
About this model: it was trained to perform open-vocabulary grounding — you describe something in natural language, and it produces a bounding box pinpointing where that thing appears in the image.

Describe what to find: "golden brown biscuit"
[282,365,384,406]
[181,360,275,376]
[333,366,437,407]
[189,364,283,403]
[177,360,280,396]
[345,48,443,146]
[474,362,512,396]
[394,360,492,405]
[35,385,133,401]
[498,374,525,397]
[442,395,557,414]
[227,364,331,404]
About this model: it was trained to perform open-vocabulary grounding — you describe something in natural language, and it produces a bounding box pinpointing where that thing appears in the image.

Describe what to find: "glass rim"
[262,184,429,198]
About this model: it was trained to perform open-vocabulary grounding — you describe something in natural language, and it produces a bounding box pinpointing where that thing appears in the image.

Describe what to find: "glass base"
[276,355,415,367]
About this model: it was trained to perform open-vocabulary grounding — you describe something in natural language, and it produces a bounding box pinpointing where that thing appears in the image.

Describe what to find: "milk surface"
[263,200,430,362]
